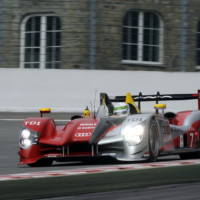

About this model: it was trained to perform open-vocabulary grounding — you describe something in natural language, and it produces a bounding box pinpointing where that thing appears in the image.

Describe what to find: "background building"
[0,0,200,71]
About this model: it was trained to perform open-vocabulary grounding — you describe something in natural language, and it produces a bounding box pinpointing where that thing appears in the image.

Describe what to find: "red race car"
[19,90,200,166]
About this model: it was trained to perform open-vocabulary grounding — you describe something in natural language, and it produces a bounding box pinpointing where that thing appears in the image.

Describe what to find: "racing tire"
[179,153,199,160]
[179,151,200,159]
[148,119,160,162]
[28,159,53,167]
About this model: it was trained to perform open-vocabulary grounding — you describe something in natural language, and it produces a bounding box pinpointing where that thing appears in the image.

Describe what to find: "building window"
[122,11,163,65]
[20,15,61,69]
[196,21,200,68]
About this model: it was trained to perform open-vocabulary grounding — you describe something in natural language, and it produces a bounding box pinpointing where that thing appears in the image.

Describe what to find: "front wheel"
[148,119,160,161]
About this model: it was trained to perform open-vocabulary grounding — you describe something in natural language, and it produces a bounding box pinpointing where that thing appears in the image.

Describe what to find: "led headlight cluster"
[19,129,39,149]
[121,124,144,145]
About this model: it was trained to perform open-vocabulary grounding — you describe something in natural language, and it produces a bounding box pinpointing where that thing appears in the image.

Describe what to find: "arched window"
[20,14,61,69]
[196,21,200,67]
[122,11,163,65]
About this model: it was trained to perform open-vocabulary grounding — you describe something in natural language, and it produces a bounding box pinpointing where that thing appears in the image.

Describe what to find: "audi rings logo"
[75,132,92,137]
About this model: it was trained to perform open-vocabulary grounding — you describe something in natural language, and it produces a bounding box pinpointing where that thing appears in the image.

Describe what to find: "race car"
[18,90,200,167]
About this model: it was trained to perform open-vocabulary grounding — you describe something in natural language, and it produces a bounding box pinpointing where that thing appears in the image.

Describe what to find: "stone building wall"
[0,0,90,69]
[96,0,191,71]
[0,0,199,71]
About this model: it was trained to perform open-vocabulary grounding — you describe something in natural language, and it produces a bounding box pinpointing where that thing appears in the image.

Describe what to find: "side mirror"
[39,108,51,117]
[154,104,166,114]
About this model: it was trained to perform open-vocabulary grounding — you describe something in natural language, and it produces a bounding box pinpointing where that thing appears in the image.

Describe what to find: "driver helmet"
[113,103,129,116]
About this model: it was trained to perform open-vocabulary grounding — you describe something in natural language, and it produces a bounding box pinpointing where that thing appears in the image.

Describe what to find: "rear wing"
[100,90,200,111]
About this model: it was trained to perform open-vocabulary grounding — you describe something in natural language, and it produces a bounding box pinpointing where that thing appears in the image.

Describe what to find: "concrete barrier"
[1,68,200,112]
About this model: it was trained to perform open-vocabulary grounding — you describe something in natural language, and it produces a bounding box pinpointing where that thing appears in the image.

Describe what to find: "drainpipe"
[89,0,96,69]
[179,0,188,72]
[0,1,3,66]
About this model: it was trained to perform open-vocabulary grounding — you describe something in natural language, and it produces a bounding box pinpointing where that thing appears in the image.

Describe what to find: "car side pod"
[154,104,166,114]
[39,108,51,117]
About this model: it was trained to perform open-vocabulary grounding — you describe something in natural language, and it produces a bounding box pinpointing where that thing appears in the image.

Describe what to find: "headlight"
[19,129,39,149]
[21,129,31,139]
[21,139,32,149]
[121,124,144,145]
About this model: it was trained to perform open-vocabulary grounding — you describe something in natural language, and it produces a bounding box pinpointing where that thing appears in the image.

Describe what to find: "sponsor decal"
[135,95,173,100]
[45,154,61,158]
[80,123,96,126]
[75,132,92,137]
[127,117,143,122]
[77,127,95,130]
[24,121,41,126]
[77,123,96,132]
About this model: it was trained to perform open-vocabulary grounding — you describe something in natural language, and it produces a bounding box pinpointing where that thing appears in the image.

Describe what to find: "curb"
[1,159,200,181]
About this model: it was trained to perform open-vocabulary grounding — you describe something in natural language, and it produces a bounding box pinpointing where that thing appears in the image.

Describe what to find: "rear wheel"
[28,159,53,167]
[148,119,160,161]
[179,153,199,159]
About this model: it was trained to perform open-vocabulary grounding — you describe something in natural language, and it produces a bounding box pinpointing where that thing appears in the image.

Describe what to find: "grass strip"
[1,164,200,199]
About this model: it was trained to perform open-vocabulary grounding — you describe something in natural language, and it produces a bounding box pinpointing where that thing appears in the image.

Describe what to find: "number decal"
[189,133,194,147]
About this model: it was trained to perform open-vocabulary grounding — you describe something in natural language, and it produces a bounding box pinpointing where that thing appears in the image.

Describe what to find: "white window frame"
[196,22,200,70]
[122,11,164,66]
[20,14,61,69]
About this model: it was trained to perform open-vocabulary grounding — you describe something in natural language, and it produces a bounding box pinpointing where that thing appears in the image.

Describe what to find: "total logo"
[75,132,92,137]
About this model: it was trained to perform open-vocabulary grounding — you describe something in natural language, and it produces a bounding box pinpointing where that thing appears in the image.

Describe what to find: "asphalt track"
[1,113,200,199]
[40,182,200,200]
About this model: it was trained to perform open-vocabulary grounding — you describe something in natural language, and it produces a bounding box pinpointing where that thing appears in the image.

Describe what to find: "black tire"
[179,151,200,159]
[148,119,160,161]
[179,153,197,160]
[28,159,53,167]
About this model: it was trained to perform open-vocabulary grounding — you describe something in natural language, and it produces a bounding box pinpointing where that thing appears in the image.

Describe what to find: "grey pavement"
[39,182,200,200]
